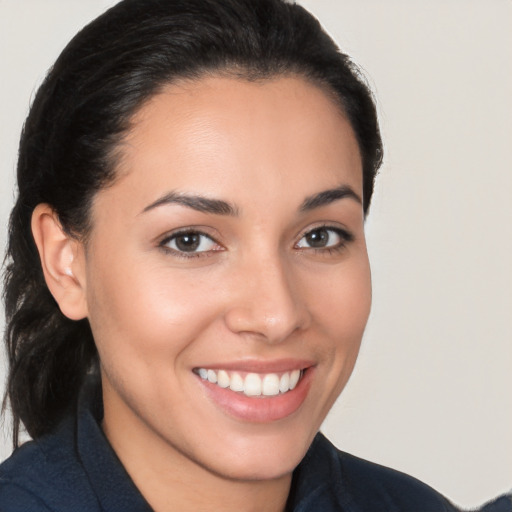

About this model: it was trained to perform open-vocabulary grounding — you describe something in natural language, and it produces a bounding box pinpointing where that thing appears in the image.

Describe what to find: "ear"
[31,204,88,320]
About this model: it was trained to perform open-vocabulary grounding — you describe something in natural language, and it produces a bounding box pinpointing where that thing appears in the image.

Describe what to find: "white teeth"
[244,373,262,396]
[262,374,280,396]
[229,373,244,392]
[217,370,230,388]
[279,372,290,393]
[289,369,301,390]
[196,368,304,397]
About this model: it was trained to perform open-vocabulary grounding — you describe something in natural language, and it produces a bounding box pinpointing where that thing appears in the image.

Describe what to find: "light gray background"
[1,1,511,509]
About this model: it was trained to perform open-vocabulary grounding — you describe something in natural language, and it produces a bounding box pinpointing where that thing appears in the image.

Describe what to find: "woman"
[0,0,503,510]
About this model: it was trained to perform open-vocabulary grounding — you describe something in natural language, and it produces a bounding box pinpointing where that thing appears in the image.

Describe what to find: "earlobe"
[31,204,88,320]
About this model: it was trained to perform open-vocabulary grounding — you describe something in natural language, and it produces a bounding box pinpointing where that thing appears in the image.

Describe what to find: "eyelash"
[158,224,354,259]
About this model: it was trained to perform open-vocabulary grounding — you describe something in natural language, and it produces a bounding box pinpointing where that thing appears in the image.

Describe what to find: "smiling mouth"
[194,368,304,397]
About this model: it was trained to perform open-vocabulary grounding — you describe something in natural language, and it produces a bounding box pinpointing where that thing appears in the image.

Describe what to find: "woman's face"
[81,76,371,481]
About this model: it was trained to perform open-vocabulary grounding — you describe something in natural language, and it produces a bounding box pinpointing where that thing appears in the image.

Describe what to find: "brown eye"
[174,233,201,252]
[163,231,218,253]
[305,228,331,248]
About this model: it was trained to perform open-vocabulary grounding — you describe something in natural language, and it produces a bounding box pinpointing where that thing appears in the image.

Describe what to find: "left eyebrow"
[300,185,362,212]
[141,191,239,216]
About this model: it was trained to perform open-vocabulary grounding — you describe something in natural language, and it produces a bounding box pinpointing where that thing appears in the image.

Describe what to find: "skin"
[35,75,372,511]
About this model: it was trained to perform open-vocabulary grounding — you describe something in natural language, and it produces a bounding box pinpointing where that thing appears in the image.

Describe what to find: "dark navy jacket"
[0,380,507,511]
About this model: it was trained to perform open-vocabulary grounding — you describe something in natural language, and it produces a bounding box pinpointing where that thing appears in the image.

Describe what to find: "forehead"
[103,75,362,215]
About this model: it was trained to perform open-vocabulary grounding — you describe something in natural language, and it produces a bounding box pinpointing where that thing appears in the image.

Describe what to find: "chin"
[197,424,315,482]
[207,451,303,482]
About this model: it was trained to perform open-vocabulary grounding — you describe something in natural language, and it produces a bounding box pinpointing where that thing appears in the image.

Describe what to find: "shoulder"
[336,449,456,510]
[0,478,53,512]
[292,433,459,511]
[0,417,100,512]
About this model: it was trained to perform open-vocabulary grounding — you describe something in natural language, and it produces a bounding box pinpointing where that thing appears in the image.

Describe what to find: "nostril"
[224,304,308,344]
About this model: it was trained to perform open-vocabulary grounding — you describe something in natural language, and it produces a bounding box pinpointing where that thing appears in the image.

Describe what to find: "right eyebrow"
[300,184,362,212]
[140,191,239,216]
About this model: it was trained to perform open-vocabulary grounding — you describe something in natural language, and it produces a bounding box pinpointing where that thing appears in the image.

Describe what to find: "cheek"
[307,255,371,395]
[85,259,224,371]
[308,258,372,344]
[297,256,371,428]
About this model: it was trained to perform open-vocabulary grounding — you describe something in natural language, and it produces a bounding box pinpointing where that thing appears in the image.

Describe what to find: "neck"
[136,462,291,512]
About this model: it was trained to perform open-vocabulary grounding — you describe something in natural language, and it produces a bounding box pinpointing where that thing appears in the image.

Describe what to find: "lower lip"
[197,368,314,423]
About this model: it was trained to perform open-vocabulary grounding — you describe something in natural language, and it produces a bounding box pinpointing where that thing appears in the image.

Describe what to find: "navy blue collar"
[76,378,153,511]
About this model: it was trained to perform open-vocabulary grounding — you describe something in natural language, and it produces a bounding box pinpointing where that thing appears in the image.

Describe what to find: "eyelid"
[296,223,354,242]
[157,225,221,244]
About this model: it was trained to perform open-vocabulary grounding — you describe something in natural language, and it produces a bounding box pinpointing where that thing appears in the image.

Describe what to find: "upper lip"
[193,358,315,373]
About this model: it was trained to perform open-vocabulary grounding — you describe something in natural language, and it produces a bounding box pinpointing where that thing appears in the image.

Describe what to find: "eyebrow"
[300,185,362,212]
[141,191,238,216]
[142,184,360,216]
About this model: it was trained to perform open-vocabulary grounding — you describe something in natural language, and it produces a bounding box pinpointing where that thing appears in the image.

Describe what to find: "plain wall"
[1,1,511,509]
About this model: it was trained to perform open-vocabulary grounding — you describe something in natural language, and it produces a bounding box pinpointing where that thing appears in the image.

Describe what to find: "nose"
[223,253,311,343]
